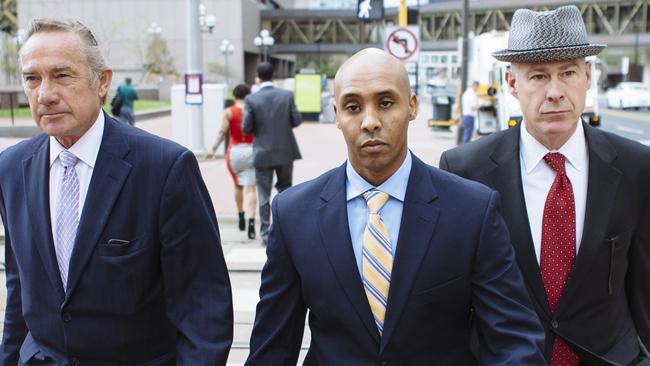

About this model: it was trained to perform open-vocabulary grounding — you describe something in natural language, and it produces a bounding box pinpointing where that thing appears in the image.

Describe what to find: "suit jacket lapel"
[317,164,380,344]
[65,117,132,301]
[380,156,440,351]
[22,136,65,302]
[486,125,551,315]
[555,124,621,314]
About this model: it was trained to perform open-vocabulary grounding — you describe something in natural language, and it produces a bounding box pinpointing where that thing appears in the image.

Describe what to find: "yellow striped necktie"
[362,189,393,335]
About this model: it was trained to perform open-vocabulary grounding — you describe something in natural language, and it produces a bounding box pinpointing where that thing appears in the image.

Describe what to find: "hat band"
[509,43,590,52]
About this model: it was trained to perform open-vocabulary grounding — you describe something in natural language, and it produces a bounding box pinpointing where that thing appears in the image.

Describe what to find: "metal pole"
[458,0,469,145]
[9,92,15,126]
[225,52,229,87]
[187,0,205,154]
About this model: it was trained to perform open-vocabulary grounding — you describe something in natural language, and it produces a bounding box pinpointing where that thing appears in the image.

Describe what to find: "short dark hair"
[232,84,251,100]
[125,77,132,84]
[257,62,274,81]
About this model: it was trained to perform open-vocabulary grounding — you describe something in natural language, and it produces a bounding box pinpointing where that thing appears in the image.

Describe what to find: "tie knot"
[544,153,566,175]
[363,189,389,214]
[59,150,79,168]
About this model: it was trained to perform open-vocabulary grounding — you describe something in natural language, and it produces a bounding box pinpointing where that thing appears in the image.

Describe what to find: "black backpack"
[110,88,122,117]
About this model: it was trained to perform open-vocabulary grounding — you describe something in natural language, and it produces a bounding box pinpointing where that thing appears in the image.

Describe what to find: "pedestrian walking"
[440,5,650,365]
[460,81,479,144]
[245,47,546,366]
[0,18,233,365]
[117,77,138,125]
[242,62,302,245]
[212,84,257,239]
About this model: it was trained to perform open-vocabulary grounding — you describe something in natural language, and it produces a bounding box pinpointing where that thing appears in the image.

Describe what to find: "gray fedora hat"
[492,5,606,63]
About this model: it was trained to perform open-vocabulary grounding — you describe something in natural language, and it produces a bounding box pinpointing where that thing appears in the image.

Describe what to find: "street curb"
[0,108,171,138]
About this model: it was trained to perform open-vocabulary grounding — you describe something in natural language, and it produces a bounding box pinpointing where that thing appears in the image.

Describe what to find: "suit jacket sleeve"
[242,99,255,135]
[438,151,450,171]
[246,196,307,365]
[471,191,546,365]
[628,193,650,349]
[288,92,302,128]
[158,150,233,365]
[0,177,28,366]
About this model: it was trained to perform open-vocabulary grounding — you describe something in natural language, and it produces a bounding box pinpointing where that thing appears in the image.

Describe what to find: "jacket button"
[62,312,72,322]
[551,320,559,329]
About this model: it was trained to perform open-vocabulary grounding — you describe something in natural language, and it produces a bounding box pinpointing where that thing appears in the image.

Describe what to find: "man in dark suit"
[0,19,233,365]
[245,48,546,365]
[242,62,302,244]
[440,6,650,365]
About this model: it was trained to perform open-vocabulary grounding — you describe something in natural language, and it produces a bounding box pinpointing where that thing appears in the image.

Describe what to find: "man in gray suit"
[242,62,302,244]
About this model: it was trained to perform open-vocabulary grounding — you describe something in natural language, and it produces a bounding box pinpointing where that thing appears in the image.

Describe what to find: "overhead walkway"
[262,0,650,54]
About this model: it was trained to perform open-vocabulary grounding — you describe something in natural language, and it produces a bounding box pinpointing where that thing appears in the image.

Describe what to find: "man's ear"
[505,69,518,100]
[333,102,341,129]
[408,92,418,121]
[98,68,113,99]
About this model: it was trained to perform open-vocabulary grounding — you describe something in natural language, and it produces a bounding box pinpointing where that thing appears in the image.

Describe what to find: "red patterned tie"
[541,153,579,366]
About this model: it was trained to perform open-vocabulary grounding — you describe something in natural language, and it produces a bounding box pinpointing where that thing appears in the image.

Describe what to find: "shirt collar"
[346,150,412,202]
[49,110,105,168]
[259,81,274,89]
[520,119,586,174]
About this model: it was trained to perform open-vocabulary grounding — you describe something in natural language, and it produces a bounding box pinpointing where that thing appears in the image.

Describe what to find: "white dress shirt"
[520,121,589,263]
[346,151,412,274]
[461,88,478,117]
[49,111,104,234]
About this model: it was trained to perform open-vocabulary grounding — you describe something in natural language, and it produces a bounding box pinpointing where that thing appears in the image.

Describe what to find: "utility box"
[171,84,226,154]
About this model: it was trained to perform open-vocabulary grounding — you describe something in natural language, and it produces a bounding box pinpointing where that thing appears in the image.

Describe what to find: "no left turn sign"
[384,26,420,62]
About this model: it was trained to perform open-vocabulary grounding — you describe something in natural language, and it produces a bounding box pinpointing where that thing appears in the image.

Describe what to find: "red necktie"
[541,153,579,366]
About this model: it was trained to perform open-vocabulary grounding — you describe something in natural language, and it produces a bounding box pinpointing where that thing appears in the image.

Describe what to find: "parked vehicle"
[606,82,650,110]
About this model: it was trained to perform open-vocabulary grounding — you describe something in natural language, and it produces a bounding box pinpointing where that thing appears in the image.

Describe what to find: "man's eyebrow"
[340,91,360,100]
[340,89,398,100]
[22,65,75,75]
[525,62,580,74]
[51,65,74,73]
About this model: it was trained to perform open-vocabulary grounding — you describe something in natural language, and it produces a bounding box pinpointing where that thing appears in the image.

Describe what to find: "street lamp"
[220,39,234,87]
[198,3,217,33]
[146,22,162,37]
[254,29,275,62]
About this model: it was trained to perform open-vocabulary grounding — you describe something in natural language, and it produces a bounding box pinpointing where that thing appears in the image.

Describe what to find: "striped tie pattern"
[55,150,80,291]
[362,189,393,335]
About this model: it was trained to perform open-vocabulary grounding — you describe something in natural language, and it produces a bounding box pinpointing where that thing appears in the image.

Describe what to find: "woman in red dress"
[211,84,257,239]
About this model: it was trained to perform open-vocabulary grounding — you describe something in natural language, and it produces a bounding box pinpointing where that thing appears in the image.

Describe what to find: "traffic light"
[357,0,384,21]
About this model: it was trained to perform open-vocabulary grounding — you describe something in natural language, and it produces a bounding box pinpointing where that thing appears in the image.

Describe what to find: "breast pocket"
[409,275,466,307]
[97,236,146,257]
[605,228,634,296]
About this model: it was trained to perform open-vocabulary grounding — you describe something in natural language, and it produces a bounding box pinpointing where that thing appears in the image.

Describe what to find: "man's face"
[20,31,112,147]
[506,59,590,149]
[333,50,417,185]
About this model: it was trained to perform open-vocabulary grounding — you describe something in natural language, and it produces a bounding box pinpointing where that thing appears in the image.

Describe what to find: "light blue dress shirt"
[346,151,412,274]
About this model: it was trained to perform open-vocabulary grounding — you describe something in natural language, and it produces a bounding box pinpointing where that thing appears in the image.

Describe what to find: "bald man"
[245,48,545,365]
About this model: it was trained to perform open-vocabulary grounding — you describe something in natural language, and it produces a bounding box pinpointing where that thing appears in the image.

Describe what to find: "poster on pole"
[185,73,203,105]
[384,26,420,62]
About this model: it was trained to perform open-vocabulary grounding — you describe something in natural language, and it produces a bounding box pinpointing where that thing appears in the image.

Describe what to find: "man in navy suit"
[245,48,546,365]
[0,19,233,365]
